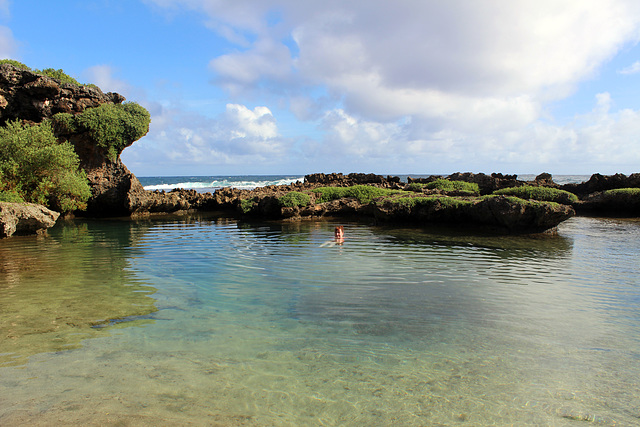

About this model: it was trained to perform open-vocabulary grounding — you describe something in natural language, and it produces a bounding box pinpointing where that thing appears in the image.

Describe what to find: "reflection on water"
[0,221,157,367]
[0,215,639,425]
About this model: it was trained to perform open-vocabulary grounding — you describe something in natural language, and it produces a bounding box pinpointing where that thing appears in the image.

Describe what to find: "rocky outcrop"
[0,202,60,237]
[561,173,640,198]
[0,63,124,125]
[305,173,402,187]
[226,178,575,233]
[407,172,522,195]
[0,63,148,217]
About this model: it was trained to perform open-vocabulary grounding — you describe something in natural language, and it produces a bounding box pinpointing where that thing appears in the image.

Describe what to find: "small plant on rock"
[278,191,311,208]
[424,179,480,195]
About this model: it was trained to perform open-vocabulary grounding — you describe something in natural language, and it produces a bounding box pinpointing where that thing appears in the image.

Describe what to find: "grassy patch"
[312,185,401,203]
[278,191,311,208]
[405,182,426,192]
[482,194,562,209]
[603,188,640,197]
[492,186,578,204]
[387,196,473,209]
[424,179,480,194]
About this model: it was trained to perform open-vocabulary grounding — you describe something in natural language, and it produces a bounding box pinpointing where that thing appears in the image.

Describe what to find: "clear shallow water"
[1,216,639,425]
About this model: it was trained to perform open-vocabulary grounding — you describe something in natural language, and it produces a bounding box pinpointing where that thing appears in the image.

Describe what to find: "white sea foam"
[143,176,305,192]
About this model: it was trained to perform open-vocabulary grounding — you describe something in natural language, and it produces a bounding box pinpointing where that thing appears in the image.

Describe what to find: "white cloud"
[147,0,640,127]
[0,25,17,59]
[122,102,290,172]
[618,60,640,74]
[138,0,640,174]
[83,65,134,96]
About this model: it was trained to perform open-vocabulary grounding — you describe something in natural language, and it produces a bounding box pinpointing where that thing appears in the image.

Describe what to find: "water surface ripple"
[1,216,639,425]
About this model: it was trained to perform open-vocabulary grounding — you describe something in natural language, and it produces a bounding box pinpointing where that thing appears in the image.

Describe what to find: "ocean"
[2,174,639,425]
[137,174,591,193]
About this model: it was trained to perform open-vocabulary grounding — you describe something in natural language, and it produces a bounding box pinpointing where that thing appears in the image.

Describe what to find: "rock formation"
[0,63,149,217]
[0,202,60,238]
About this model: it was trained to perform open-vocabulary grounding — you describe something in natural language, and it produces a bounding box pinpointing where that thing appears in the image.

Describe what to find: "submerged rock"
[0,202,60,238]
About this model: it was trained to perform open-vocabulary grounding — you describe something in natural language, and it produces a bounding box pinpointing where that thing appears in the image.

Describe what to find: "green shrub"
[493,186,578,204]
[34,68,81,86]
[0,59,30,70]
[0,120,91,212]
[53,102,151,161]
[424,179,480,194]
[0,190,25,203]
[240,198,257,213]
[0,61,98,87]
[406,182,426,192]
[313,185,400,203]
[278,191,311,208]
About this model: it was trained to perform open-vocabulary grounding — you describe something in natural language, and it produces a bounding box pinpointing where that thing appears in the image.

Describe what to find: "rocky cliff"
[0,63,149,216]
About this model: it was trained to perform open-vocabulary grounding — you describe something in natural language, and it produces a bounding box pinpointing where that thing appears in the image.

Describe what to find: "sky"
[2,0,640,176]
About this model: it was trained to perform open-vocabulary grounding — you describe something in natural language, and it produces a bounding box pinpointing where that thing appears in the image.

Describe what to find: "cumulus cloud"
[122,102,290,173]
[140,0,640,173]
[147,1,640,122]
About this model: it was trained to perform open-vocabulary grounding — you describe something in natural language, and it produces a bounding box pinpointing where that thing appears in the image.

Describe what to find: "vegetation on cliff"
[53,102,150,161]
[312,185,401,203]
[0,59,92,87]
[0,120,91,212]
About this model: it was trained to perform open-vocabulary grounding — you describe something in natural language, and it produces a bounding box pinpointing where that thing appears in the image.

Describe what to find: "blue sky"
[2,0,640,176]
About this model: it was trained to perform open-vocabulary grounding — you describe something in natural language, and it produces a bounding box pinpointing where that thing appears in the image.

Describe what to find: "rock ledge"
[0,202,60,238]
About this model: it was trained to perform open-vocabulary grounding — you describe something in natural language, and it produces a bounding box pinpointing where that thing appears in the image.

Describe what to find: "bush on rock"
[53,102,151,161]
[0,120,91,212]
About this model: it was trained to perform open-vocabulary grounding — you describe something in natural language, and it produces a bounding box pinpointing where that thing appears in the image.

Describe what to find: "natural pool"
[1,214,639,425]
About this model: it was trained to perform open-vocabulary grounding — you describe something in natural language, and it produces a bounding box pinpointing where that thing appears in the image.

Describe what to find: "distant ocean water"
[138,174,591,192]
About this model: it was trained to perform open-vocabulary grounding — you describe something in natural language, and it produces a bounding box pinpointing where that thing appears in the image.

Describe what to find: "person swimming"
[320,226,345,247]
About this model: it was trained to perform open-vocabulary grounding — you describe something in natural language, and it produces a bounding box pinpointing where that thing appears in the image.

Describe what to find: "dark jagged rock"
[371,195,574,233]
[561,173,640,198]
[305,172,401,187]
[408,172,522,195]
[0,202,60,237]
[577,189,640,216]
[533,172,558,187]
